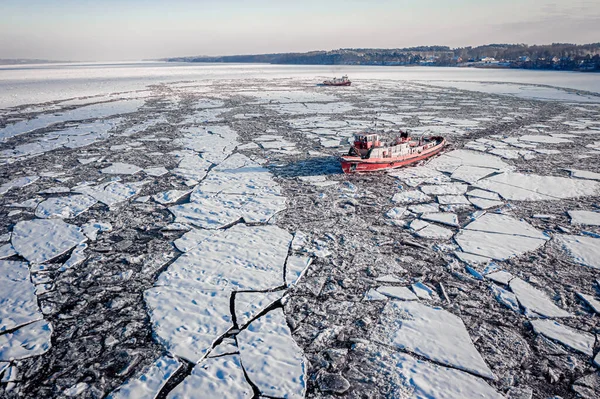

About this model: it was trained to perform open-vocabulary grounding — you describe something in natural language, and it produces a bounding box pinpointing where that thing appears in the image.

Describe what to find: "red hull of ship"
[340,139,446,173]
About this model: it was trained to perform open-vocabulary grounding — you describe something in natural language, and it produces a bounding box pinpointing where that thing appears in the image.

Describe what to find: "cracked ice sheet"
[170,194,286,229]
[145,287,231,363]
[0,261,43,332]
[35,195,97,219]
[421,183,468,196]
[373,300,494,379]
[0,99,145,140]
[192,153,282,197]
[509,278,571,318]
[109,356,181,399]
[0,320,53,361]
[11,219,87,264]
[476,172,600,201]
[175,126,238,164]
[237,308,306,399]
[236,291,284,326]
[556,235,600,269]
[152,190,190,205]
[392,190,431,204]
[74,180,147,207]
[567,168,600,181]
[455,213,548,261]
[168,354,252,399]
[155,225,291,292]
[531,319,595,356]
[427,149,511,174]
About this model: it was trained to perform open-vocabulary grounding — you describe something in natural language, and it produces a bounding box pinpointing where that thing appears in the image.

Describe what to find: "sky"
[0,0,598,61]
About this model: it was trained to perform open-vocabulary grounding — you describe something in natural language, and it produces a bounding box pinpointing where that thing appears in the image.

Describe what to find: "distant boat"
[323,75,351,86]
[340,131,446,173]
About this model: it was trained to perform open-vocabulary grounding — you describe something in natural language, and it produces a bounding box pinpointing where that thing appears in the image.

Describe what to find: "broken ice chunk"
[364,288,388,301]
[485,271,514,285]
[509,278,571,318]
[577,293,600,314]
[0,320,53,360]
[490,285,520,312]
[81,221,112,241]
[531,319,594,356]
[60,243,88,271]
[568,210,600,226]
[467,189,501,201]
[0,260,44,332]
[416,224,454,239]
[286,255,312,286]
[421,183,468,196]
[410,219,429,231]
[0,176,39,195]
[374,301,495,379]
[421,212,459,227]
[377,286,419,301]
[389,352,503,398]
[167,354,253,399]
[455,213,548,260]
[101,162,142,175]
[385,207,407,219]
[12,219,87,264]
[567,168,600,181]
[38,186,70,195]
[35,195,97,219]
[144,167,169,177]
[556,235,600,269]
[74,180,147,206]
[237,308,306,399]
[469,197,504,210]
[408,203,439,214]
[450,165,498,184]
[437,195,471,205]
[392,190,431,204]
[411,282,434,300]
[108,355,182,399]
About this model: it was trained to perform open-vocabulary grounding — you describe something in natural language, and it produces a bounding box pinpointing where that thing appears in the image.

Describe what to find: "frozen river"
[0,62,599,398]
[0,62,599,109]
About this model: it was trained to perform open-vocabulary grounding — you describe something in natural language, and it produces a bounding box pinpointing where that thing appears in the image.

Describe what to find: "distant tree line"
[165,43,600,71]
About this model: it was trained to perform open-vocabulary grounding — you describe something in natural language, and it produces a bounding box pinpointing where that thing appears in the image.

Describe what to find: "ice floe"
[0,176,39,195]
[421,183,468,196]
[421,212,459,227]
[490,285,520,312]
[509,278,571,318]
[108,356,182,399]
[386,351,503,398]
[455,213,549,260]
[377,286,418,301]
[152,190,191,205]
[74,180,147,207]
[34,195,97,219]
[236,291,284,326]
[11,219,87,264]
[567,168,600,181]
[0,260,43,332]
[568,210,600,226]
[374,301,495,379]
[531,319,594,356]
[476,172,600,201]
[0,320,53,360]
[577,293,600,313]
[392,190,431,204]
[486,271,514,285]
[286,255,312,286]
[416,223,454,239]
[101,162,142,175]
[237,308,306,399]
[556,235,600,269]
[168,355,252,399]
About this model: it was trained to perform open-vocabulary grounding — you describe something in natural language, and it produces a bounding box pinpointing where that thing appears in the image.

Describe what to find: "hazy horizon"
[1,0,599,62]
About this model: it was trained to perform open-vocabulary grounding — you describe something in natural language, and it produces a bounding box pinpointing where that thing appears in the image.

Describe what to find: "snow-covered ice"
[509,278,571,318]
[568,210,600,226]
[108,356,182,399]
[531,319,595,356]
[34,195,97,219]
[11,219,87,264]
[374,301,495,379]
[556,234,600,269]
[237,308,306,399]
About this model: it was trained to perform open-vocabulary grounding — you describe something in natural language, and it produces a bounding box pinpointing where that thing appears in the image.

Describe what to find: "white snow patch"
[531,319,594,356]
[35,195,97,219]
[568,210,600,226]
[509,278,572,318]
[556,235,600,269]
